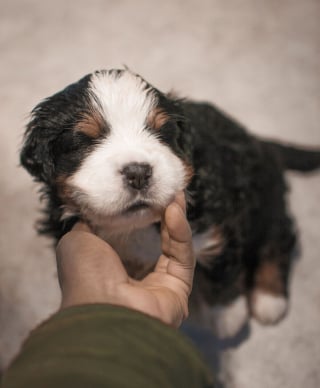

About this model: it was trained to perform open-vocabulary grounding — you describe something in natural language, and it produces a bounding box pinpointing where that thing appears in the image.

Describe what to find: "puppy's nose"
[121,163,153,190]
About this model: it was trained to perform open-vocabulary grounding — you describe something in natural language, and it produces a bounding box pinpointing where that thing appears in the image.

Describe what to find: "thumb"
[161,198,195,293]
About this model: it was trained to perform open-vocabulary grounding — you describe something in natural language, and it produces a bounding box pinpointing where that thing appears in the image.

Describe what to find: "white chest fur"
[96,223,220,270]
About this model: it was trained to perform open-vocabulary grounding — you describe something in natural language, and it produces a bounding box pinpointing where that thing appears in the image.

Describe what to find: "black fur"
[21,70,320,316]
[182,102,298,303]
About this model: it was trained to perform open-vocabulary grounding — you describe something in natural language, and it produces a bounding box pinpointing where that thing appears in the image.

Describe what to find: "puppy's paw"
[212,296,249,339]
[251,290,288,325]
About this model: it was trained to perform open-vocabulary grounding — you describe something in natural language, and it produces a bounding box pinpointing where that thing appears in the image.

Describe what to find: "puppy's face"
[21,70,193,234]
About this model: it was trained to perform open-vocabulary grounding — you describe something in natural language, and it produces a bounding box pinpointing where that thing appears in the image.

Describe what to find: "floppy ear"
[20,100,58,184]
[21,74,93,184]
[166,93,194,162]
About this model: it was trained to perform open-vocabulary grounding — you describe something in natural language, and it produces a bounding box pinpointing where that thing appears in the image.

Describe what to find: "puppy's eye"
[158,122,179,145]
[54,131,98,175]
[54,131,93,154]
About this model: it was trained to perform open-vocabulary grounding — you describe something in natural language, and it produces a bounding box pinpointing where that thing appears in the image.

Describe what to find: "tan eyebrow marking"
[147,107,170,130]
[183,161,194,184]
[76,111,106,138]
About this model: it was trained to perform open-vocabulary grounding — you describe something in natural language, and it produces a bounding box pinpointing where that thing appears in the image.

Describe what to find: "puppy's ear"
[20,99,58,184]
[21,74,93,184]
[166,93,194,161]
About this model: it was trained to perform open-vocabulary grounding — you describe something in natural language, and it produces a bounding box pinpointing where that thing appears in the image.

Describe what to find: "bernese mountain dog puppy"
[20,69,320,338]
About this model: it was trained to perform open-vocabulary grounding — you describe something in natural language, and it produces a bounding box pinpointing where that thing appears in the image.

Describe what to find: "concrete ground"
[0,0,319,386]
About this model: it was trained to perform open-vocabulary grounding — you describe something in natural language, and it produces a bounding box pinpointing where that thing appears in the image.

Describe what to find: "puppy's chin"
[95,206,162,236]
[62,203,163,236]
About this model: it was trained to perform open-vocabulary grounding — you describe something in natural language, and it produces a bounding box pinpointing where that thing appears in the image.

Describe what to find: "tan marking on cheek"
[183,161,194,185]
[147,107,169,130]
[76,111,105,138]
[56,174,80,212]
[56,175,72,200]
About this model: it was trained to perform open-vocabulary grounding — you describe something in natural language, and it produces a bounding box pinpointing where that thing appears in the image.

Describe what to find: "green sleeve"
[1,304,214,388]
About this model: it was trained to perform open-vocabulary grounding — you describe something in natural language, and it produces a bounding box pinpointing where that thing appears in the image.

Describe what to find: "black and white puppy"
[21,69,320,337]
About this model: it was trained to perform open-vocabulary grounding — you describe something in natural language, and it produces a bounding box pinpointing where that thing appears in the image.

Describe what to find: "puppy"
[21,69,320,337]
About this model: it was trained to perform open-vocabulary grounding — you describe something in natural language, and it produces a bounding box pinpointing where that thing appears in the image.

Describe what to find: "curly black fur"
[20,70,320,310]
[183,102,299,303]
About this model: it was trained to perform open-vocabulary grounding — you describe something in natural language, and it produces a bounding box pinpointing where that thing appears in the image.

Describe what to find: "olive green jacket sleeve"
[1,304,214,388]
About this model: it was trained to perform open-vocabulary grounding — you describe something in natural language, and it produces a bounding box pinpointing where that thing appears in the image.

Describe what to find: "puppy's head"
[21,69,193,234]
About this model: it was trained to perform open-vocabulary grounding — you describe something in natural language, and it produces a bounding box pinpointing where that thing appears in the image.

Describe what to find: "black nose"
[121,163,153,190]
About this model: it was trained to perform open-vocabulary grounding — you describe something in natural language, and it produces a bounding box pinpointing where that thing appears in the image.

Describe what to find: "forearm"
[1,304,213,388]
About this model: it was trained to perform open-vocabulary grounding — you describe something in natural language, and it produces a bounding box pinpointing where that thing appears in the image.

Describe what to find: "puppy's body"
[21,69,320,337]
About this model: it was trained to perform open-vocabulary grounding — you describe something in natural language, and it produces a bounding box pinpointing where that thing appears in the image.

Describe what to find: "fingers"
[173,191,187,214]
[56,226,128,308]
[57,230,127,284]
[165,200,191,244]
[158,192,195,292]
[160,192,187,248]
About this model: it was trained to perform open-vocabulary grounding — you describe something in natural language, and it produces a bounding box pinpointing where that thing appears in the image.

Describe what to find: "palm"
[115,255,192,327]
[57,193,195,328]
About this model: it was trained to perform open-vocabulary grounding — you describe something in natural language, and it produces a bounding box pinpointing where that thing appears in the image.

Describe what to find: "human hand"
[56,192,195,327]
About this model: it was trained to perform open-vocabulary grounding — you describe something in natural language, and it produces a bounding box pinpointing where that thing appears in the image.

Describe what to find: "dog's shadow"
[181,321,251,387]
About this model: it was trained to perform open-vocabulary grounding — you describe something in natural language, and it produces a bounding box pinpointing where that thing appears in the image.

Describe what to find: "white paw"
[251,290,288,325]
[211,296,249,339]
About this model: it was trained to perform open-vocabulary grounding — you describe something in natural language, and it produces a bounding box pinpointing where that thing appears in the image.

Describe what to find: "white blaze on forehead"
[90,71,156,134]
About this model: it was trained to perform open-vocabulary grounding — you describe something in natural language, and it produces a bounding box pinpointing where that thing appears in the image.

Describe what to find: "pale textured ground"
[0,0,319,386]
